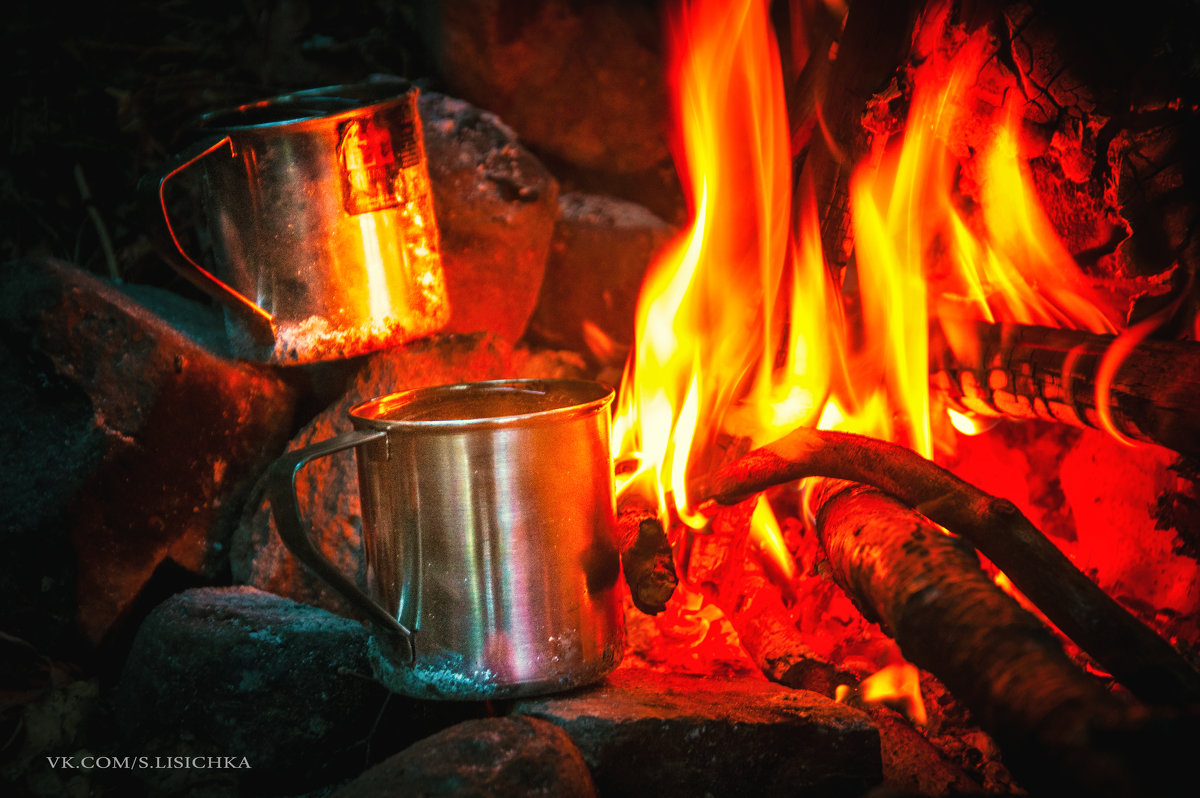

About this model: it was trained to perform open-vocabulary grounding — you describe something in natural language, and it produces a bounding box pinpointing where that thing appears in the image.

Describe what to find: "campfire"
[3,1,1199,796]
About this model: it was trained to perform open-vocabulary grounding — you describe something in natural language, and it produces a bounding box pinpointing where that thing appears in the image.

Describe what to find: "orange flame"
[613,0,799,527]
[618,0,1129,621]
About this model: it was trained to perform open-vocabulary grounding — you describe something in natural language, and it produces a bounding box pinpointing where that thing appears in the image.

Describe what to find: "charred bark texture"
[690,426,1200,706]
[815,481,1196,798]
[793,0,925,270]
[931,319,1200,456]
[616,491,678,615]
[682,500,848,697]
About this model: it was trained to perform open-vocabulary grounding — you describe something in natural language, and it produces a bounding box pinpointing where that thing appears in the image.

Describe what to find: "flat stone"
[420,91,559,344]
[331,716,597,798]
[232,333,589,617]
[515,666,882,798]
[0,258,298,646]
[527,192,675,368]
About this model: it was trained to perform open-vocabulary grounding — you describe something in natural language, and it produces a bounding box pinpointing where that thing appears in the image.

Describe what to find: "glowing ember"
[270,304,446,364]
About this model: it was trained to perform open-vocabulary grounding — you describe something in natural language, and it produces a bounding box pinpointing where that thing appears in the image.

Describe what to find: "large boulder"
[421,91,560,344]
[527,191,674,369]
[112,586,500,796]
[113,587,383,795]
[415,0,670,177]
[0,258,298,648]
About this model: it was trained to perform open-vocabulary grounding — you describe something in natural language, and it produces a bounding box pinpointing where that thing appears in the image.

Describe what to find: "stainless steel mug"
[156,78,449,365]
[267,379,626,700]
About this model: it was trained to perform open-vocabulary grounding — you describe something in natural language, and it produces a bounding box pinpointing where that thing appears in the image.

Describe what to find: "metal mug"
[267,379,626,700]
[156,78,449,365]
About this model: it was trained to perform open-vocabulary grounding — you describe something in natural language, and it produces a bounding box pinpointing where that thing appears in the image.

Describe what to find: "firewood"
[689,425,1200,705]
[616,474,678,615]
[931,318,1200,455]
[793,0,925,270]
[681,499,849,697]
[812,481,1198,798]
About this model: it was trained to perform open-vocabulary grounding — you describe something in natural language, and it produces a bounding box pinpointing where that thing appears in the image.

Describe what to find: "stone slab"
[515,666,882,798]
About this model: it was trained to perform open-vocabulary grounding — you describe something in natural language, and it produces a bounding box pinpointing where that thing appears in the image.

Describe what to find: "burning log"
[931,319,1200,456]
[681,499,849,697]
[719,574,846,697]
[689,426,1200,706]
[790,0,925,269]
[812,481,1197,798]
[616,474,678,615]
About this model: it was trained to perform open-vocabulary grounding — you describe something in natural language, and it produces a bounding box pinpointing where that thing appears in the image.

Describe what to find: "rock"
[527,192,675,367]
[415,0,669,177]
[420,91,559,344]
[0,258,298,647]
[868,707,984,796]
[112,586,508,795]
[514,666,882,798]
[0,331,97,654]
[232,333,589,616]
[113,587,382,793]
[331,716,597,798]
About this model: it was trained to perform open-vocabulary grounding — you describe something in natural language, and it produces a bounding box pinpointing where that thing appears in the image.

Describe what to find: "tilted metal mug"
[155,78,449,364]
[267,379,626,700]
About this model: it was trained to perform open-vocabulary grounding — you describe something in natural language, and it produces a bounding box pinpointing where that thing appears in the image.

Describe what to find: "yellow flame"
[861,662,927,725]
[947,407,992,436]
[614,0,795,525]
[972,114,1115,334]
[749,494,797,582]
[1095,307,1172,447]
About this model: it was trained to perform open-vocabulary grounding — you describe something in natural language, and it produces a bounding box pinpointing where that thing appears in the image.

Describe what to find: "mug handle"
[155,137,277,347]
[267,429,416,664]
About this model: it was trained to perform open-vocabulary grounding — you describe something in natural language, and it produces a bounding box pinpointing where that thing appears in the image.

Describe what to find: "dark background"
[2,1,440,289]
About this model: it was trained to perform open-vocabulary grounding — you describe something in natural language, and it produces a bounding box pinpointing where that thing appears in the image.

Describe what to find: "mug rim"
[196,78,415,134]
[349,378,615,432]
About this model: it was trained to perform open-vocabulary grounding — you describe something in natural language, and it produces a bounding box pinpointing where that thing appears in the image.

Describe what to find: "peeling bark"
[814,481,1195,798]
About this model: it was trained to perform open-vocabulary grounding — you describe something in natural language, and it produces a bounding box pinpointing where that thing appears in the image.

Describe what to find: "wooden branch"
[931,318,1200,455]
[795,0,925,270]
[616,475,678,615]
[689,425,1200,706]
[812,482,1194,797]
[681,499,849,697]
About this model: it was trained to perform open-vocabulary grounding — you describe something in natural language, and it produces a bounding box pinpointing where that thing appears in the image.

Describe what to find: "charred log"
[931,319,1200,456]
[690,426,1200,705]
[814,481,1197,798]
[794,0,925,271]
[681,500,848,697]
[616,480,678,615]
